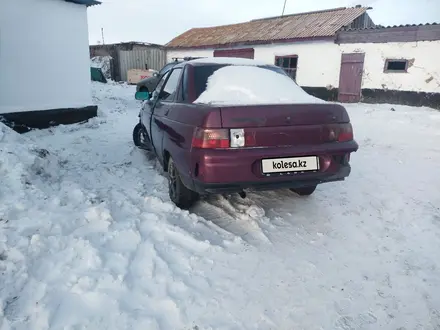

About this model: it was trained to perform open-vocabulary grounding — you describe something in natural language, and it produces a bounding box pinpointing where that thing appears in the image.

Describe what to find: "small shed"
[0,0,100,131]
[90,42,167,82]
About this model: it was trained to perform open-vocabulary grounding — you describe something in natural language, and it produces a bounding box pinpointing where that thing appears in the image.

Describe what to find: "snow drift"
[0,123,62,191]
[194,65,326,105]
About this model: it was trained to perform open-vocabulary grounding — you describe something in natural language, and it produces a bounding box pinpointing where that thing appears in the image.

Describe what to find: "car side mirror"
[135,91,150,101]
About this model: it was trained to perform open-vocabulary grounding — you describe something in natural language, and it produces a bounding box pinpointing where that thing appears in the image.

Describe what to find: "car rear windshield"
[193,64,288,100]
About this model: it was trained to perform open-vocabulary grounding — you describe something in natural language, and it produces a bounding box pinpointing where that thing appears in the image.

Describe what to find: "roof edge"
[337,22,440,43]
[166,6,369,48]
[342,22,439,31]
[90,41,164,48]
[168,6,370,35]
[251,6,368,22]
[166,36,335,50]
[165,28,197,47]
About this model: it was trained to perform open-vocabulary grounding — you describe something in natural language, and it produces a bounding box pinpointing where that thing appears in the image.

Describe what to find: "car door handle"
[164,109,170,116]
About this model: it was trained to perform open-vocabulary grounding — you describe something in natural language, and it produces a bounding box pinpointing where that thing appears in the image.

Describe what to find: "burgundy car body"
[138,60,359,195]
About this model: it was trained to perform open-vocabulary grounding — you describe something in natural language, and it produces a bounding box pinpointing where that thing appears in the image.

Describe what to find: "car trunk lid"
[219,103,351,147]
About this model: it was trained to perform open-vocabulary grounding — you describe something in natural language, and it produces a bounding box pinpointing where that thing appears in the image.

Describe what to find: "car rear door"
[150,67,183,164]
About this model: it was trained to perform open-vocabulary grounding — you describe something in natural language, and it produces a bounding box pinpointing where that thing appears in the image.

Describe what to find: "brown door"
[338,53,365,103]
[214,48,255,59]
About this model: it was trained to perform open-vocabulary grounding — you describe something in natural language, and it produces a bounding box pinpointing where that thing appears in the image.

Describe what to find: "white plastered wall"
[0,0,93,114]
[167,40,440,93]
[340,41,440,93]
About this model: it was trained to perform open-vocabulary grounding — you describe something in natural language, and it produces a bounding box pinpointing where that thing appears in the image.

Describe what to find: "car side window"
[159,63,176,76]
[154,71,170,96]
[159,68,182,102]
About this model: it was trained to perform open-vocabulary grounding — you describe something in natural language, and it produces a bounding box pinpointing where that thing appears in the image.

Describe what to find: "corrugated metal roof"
[90,41,165,49]
[343,22,439,31]
[64,0,101,7]
[166,6,368,48]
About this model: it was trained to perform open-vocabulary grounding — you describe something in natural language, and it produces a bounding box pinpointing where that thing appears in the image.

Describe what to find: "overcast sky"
[87,0,439,45]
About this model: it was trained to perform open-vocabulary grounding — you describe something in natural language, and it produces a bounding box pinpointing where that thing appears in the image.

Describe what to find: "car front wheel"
[168,157,198,209]
[132,123,151,150]
[290,185,317,196]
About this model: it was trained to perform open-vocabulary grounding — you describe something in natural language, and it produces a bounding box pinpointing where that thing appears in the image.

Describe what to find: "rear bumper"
[190,164,351,194]
[185,140,358,194]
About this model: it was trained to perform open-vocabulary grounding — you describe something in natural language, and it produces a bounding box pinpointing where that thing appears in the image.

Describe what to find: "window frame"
[159,62,177,76]
[158,68,183,102]
[154,71,170,95]
[384,59,409,73]
[274,55,299,80]
[176,65,189,103]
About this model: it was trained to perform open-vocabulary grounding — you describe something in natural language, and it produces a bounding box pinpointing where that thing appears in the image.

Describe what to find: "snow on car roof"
[194,65,326,105]
[188,57,271,66]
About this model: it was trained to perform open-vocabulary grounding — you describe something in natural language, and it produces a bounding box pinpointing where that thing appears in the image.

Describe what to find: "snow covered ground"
[1,82,439,330]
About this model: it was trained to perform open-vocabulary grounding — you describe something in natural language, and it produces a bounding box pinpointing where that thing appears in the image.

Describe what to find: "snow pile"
[0,85,242,329]
[194,65,325,105]
[91,56,112,80]
[0,123,62,189]
[0,123,66,330]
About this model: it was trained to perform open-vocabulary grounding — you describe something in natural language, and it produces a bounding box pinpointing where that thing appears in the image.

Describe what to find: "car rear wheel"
[290,185,317,196]
[168,157,198,209]
[132,123,151,150]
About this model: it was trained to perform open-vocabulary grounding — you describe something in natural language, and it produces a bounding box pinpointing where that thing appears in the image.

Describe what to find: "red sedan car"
[133,58,358,209]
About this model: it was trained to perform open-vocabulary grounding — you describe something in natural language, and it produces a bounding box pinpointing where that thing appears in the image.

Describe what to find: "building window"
[384,59,408,73]
[275,55,298,80]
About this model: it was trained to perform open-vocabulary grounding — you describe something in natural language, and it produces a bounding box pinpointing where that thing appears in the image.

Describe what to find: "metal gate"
[119,48,166,81]
[338,53,365,103]
[214,48,255,59]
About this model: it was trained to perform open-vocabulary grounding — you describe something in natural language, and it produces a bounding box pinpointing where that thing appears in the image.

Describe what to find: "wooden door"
[213,48,255,59]
[338,53,365,103]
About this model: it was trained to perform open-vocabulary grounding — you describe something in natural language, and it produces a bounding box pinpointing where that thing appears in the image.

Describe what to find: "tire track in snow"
[192,195,273,246]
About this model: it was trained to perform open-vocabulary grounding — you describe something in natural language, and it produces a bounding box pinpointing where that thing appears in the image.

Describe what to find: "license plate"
[261,156,319,174]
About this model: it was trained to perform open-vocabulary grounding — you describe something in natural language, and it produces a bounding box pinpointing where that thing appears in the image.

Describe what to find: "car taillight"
[192,128,230,149]
[327,123,353,142]
[192,128,256,149]
[338,123,354,142]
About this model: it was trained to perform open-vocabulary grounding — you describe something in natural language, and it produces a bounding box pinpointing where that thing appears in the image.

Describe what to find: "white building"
[166,7,440,109]
[0,0,100,131]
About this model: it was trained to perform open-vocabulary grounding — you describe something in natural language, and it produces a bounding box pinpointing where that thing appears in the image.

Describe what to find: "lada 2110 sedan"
[133,57,359,209]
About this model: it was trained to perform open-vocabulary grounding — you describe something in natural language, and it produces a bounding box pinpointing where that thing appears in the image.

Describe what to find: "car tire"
[290,185,317,196]
[132,123,151,150]
[167,157,198,209]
